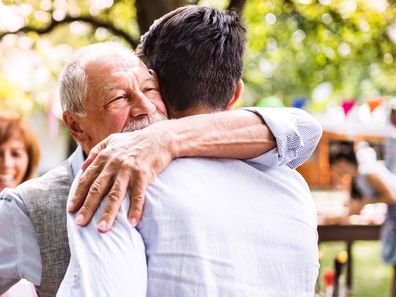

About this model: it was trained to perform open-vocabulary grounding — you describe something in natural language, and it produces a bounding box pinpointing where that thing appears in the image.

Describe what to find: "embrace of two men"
[0,5,322,297]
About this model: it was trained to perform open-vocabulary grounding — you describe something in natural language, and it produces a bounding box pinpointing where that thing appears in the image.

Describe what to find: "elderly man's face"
[77,54,167,152]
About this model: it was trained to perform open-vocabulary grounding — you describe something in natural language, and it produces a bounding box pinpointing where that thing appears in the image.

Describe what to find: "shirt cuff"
[241,107,304,167]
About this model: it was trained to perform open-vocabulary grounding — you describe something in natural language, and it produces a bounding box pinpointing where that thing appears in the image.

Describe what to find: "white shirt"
[141,158,319,297]
[58,107,322,297]
[56,147,147,297]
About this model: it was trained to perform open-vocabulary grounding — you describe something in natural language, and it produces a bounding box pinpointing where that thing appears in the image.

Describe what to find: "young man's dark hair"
[138,5,246,114]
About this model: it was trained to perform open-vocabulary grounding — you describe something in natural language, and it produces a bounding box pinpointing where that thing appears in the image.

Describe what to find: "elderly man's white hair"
[59,42,135,116]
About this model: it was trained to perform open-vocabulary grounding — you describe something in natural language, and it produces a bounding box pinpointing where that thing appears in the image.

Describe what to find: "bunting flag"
[341,99,356,116]
[367,98,383,113]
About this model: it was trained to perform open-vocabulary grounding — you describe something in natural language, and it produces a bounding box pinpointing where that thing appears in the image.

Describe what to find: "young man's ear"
[63,111,86,143]
[226,79,244,110]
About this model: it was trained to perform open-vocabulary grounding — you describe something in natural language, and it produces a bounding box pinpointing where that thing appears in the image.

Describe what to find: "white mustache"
[122,112,167,132]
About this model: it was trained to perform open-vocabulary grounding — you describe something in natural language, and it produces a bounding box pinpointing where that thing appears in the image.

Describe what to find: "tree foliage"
[0,0,395,113]
[243,0,396,106]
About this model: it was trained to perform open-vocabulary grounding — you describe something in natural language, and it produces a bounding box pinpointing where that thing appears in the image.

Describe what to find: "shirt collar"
[70,146,85,178]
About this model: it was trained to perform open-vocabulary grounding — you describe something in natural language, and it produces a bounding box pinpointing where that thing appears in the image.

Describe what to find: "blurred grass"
[318,242,392,297]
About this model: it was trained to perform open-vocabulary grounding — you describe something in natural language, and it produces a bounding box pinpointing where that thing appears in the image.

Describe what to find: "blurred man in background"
[385,99,396,174]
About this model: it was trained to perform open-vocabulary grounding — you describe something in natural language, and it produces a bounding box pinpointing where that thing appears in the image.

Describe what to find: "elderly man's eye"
[143,88,160,97]
[104,95,128,108]
[143,88,158,92]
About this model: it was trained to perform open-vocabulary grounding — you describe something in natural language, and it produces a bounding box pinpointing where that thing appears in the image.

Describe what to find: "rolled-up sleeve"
[0,189,41,294]
[243,107,322,169]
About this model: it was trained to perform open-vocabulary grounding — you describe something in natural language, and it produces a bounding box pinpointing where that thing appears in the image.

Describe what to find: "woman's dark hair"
[329,152,358,167]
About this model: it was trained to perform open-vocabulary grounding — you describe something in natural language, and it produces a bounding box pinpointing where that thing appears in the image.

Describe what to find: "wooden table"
[318,224,382,290]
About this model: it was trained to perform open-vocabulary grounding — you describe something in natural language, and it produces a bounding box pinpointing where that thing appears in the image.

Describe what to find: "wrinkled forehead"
[84,51,143,73]
[84,53,153,87]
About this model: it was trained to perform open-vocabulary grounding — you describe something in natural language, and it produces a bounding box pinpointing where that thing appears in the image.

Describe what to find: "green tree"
[0,0,395,112]
[243,0,396,106]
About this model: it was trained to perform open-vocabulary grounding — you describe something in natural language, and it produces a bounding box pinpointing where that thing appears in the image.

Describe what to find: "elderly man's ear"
[63,111,88,144]
[226,80,244,110]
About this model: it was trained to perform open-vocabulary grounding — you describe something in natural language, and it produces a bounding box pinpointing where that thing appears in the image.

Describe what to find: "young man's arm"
[68,108,322,232]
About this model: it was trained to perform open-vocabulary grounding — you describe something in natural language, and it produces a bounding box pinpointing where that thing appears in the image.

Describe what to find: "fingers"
[74,169,114,227]
[128,175,149,228]
[96,171,131,233]
[67,157,106,213]
[71,150,119,225]
[69,131,167,231]
[68,140,111,213]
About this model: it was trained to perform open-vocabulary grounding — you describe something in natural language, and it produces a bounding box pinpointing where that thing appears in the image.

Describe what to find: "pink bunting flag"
[341,99,356,116]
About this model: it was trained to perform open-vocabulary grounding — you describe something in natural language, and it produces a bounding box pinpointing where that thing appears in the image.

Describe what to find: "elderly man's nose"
[129,95,156,117]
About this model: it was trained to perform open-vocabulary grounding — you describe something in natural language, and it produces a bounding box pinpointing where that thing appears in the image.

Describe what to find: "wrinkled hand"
[67,123,175,232]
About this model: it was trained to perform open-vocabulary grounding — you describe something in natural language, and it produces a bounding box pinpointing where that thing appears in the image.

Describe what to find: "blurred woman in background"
[0,112,40,189]
[0,112,40,297]
[330,143,396,296]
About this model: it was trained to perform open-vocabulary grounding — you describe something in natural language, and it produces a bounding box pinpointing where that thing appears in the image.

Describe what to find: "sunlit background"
[1,0,396,113]
[1,1,396,296]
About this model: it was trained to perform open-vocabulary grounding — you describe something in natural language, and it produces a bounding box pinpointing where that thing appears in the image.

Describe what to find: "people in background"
[385,99,396,174]
[0,112,40,297]
[330,143,396,296]
[0,113,40,188]
[329,150,358,192]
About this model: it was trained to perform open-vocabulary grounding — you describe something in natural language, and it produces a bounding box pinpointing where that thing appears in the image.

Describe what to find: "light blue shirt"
[0,107,321,294]
[141,158,319,297]
[58,107,322,297]
[56,148,147,297]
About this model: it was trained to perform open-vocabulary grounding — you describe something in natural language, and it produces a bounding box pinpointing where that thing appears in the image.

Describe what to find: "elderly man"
[0,43,319,297]
[60,6,321,297]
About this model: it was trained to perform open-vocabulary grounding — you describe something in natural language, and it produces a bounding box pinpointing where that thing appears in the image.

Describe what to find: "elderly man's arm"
[68,108,322,232]
[0,191,41,293]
